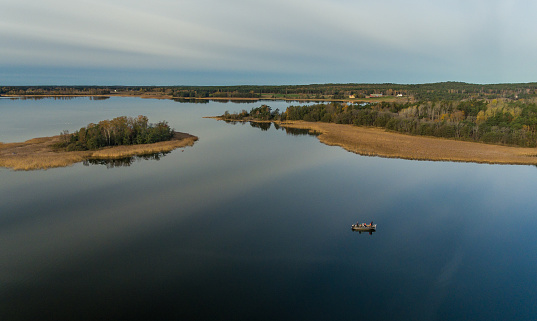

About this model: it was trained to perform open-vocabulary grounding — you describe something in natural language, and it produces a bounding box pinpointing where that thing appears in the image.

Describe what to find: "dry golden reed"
[279,121,537,165]
[0,132,198,171]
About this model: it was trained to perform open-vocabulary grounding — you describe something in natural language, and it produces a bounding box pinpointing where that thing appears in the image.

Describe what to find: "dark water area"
[1,98,537,320]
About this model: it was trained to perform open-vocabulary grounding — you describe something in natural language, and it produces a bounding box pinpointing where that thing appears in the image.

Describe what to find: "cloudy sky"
[1,0,536,85]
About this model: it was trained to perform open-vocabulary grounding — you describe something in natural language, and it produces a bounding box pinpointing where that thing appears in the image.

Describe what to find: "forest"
[220,99,537,147]
[3,82,537,101]
[55,115,174,151]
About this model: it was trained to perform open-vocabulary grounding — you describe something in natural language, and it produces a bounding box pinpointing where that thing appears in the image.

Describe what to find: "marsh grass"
[0,132,198,171]
[211,116,537,164]
[279,121,537,165]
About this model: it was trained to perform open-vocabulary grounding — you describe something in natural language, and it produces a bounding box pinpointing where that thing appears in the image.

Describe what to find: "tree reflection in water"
[250,122,271,131]
[249,121,320,136]
[83,152,171,168]
[221,119,321,135]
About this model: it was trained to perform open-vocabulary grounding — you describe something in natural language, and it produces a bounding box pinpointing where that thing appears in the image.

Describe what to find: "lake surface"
[1,97,536,321]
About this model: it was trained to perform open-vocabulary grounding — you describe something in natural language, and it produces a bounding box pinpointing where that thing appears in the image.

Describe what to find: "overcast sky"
[1,0,536,85]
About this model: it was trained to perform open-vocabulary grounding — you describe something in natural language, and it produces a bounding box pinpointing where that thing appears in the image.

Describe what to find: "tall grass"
[0,133,198,171]
[0,151,91,171]
[279,121,537,165]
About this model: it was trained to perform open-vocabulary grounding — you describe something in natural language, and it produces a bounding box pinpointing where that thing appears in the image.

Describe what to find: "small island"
[0,116,198,170]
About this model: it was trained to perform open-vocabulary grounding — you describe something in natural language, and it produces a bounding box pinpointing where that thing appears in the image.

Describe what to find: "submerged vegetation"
[219,99,537,147]
[56,115,174,151]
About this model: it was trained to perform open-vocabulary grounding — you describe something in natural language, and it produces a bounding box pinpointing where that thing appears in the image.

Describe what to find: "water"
[1,97,536,320]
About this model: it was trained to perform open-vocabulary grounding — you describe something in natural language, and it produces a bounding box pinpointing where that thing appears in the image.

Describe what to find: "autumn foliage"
[221,99,537,147]
[57,115,174,151]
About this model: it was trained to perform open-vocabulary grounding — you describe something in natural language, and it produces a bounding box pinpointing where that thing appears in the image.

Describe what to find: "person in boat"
[370,221,373,226]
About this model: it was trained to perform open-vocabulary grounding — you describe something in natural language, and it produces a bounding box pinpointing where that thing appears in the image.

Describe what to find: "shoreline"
[213,117,537,166]
[282,121,537,165]
[6,94,537,166]
[0,132,198,171]
[1,93,389,103]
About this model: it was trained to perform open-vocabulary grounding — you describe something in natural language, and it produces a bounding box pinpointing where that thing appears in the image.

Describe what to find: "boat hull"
[351,224,376,232]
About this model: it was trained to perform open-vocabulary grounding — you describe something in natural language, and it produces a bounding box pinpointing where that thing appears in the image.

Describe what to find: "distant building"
[369,94,383,98]
[349,95,356,99]
[396,94,403,97]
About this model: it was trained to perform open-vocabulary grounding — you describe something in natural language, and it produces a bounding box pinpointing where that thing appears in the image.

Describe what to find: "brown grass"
[278,121,537,165]
[0,132,198,171]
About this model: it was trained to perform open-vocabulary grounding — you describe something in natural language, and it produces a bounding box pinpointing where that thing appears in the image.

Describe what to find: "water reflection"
[172,98,209,104]
[352,230,376,235]
[249,121,321,136]
[11,96,110,101]
[222,120,320,136]
[280,126,320,137]
[216,99,260,104]
[83,152,170,168]
[171,98,328,104]
[250,121,271,131]
[89,96,110,100]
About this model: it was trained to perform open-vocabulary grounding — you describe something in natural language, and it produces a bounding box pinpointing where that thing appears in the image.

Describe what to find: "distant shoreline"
[0,132,198,171]
[212,117,537,165]
[0,93,394,103]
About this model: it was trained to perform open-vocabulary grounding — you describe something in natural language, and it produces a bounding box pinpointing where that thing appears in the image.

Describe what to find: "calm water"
[1,97,536,321]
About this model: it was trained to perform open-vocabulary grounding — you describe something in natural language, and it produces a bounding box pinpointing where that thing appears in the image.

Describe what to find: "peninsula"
[277,121,537,165]
[213,102,537,165]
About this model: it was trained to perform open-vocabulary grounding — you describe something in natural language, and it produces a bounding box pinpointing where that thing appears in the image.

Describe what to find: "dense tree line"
[168,82,537,100]
[163,82,537,101]
[56,115,174,151]
[4,82,537,101]
[222,105,281,121]
[221,99,537,147]
[1,86,112,96]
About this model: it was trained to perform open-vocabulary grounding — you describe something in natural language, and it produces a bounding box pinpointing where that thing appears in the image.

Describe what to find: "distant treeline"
[56,115,174,151]
[220,99,537,147]
[4,82,537,100]
[187,82,537,101]
[1,86,112,96]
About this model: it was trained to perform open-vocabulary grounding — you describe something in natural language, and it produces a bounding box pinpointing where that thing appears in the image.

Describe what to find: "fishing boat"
[351,222,376,233]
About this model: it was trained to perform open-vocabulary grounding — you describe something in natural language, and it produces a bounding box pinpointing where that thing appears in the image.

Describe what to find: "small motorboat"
[351,222,376,233]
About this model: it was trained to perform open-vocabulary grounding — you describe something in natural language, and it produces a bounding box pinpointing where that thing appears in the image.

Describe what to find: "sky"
[1,0,537,85]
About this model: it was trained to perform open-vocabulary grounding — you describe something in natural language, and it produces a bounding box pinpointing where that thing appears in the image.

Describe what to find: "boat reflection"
[352,229,376,235]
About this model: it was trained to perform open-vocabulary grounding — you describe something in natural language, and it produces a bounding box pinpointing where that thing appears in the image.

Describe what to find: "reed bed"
[0,132,198,171]
[280,121,537,165]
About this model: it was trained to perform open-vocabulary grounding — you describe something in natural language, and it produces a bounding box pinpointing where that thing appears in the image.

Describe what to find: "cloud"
[2,0,537,84]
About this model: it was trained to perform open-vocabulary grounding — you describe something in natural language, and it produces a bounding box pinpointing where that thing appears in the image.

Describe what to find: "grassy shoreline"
[0,132,198,171]
[213,117,537,165]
